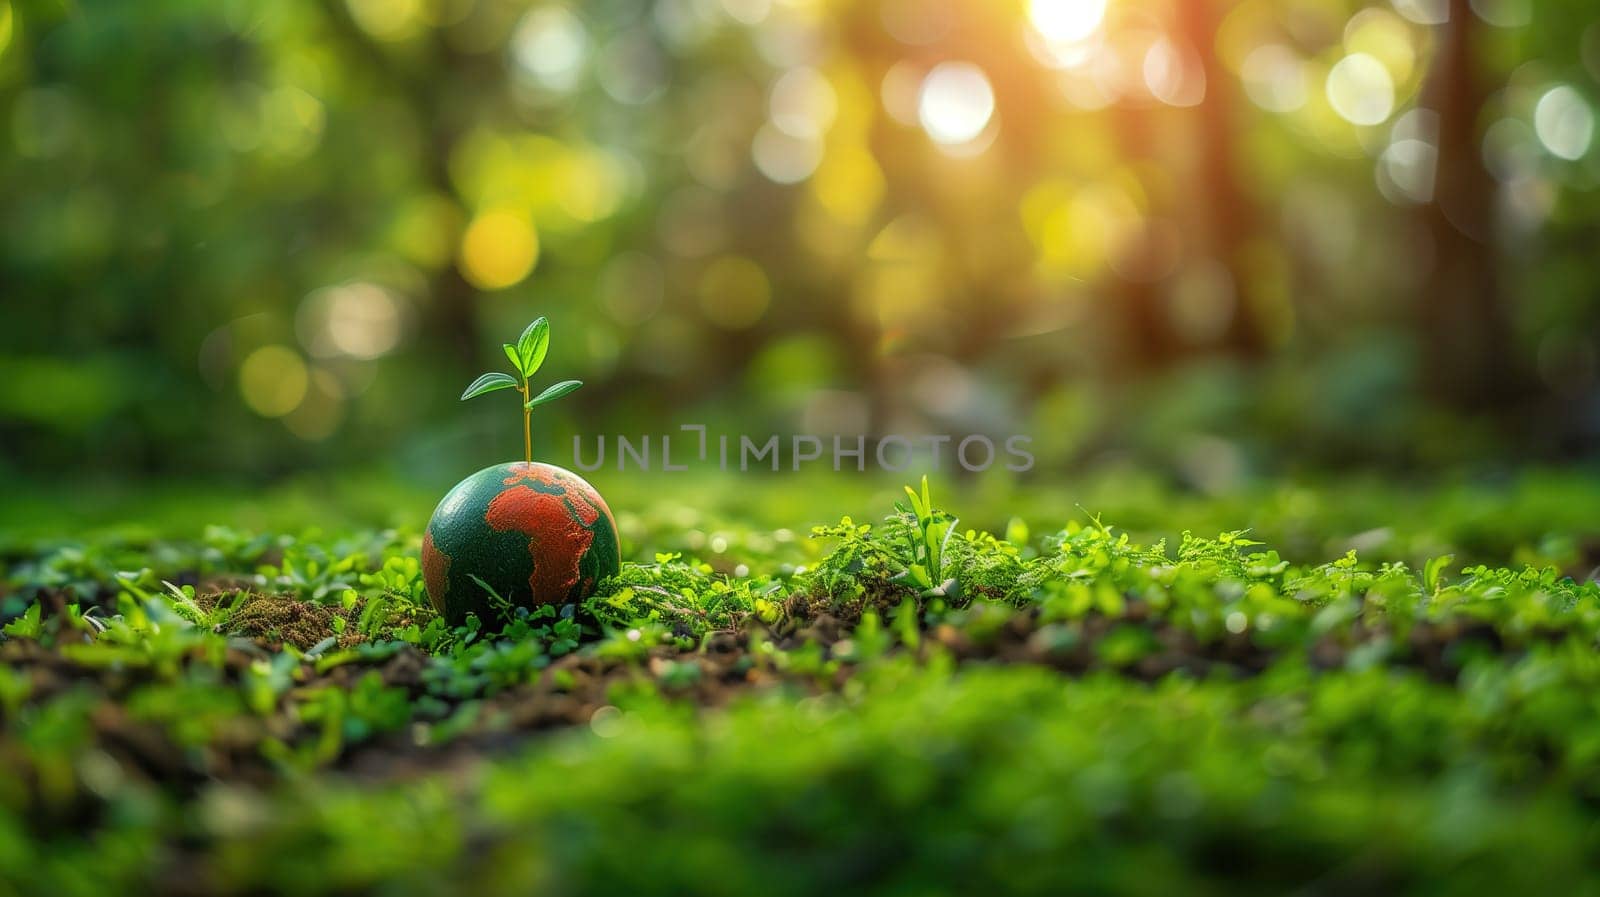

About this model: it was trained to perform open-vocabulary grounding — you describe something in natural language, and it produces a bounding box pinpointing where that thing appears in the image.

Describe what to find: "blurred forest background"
[1,0,1597,490]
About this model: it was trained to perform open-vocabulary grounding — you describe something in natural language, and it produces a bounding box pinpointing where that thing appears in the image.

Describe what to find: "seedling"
[892,475,960,599]
[459,317,584,465]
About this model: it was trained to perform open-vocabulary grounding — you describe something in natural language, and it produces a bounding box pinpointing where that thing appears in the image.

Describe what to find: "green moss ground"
[2,469,1599,895]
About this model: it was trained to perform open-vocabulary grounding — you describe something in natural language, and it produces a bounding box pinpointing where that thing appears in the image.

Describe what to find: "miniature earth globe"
[422,462,621,627]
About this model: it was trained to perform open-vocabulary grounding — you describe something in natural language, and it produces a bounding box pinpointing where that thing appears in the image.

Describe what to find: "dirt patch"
[224,594,359,650]
[782,579,916,631]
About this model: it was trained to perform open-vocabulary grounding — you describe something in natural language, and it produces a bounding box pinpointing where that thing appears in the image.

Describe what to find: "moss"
[225,594,358,650]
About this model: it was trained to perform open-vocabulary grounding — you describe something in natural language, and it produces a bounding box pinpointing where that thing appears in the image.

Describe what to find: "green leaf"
[502,343,524,377]
[3,603,41,639]
[1424,554,1455,593]
[906,563,931,590]
[1004,516,1029,547]
[928,520,950,573]
[525,379,582,408]
[460,372,519,400]
[517,317,550,376]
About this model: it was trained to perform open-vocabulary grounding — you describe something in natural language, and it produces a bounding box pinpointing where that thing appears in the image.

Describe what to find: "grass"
[1,468,1599,894]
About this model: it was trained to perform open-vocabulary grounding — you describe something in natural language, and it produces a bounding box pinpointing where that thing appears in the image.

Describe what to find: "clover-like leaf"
[517,317,550,376]
[502,343,524,377]
[461,372,519,400]
[524,379,582,408]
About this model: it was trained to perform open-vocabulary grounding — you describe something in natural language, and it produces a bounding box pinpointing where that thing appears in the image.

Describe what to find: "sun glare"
[918,62,995,148]
[1027,0,1107,44]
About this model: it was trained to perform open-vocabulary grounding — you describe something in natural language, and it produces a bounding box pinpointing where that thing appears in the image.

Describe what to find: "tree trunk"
[1415,0,1519,407]
[1111,105,1177,367]
[1176,0,1267,358]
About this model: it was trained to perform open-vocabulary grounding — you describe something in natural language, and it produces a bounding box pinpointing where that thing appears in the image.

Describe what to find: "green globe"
[421,462,621,627]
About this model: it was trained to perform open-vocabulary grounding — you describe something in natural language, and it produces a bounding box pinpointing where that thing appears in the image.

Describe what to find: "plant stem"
[520,382,532,466]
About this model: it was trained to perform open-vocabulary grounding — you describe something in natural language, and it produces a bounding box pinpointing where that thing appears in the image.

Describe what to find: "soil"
[223,593,362,650]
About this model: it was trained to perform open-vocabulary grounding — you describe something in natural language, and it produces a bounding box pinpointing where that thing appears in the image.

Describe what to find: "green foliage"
[806,481,1019,613]
[1,476,1600,893]
[588,551,783,639]
[2,603,42,639]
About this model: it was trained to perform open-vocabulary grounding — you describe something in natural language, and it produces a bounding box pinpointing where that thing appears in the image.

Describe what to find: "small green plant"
[891,475,959,599]
[460,316,584,465]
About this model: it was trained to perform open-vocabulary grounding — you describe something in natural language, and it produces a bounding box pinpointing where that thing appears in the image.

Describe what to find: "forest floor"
[3,467,1600,895]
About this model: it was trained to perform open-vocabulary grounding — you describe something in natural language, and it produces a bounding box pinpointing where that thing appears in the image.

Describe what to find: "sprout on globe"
[421,316,620,628]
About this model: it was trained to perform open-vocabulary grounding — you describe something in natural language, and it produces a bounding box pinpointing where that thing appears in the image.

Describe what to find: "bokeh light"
[1470,0,1531,29]
[389,195,463,270]
[769,67,837,140]
[698,255,772,329]
[597,29,667,105]
[282,369,346,441]
[917,62,995,148]
[345,0,424,43]
[1378,136,1438,204]
[6,0,1600,484]
[812,146,886,225]
[1326,53,1396,126]
[1390,0,1447,25]
[459,210,540,290]
[721,0,771,26]
[1143,38,1205,107]
[1344,8,1416,85]
[553,147,630,224]
[260,85,325,159]
[1534,85,1595,161]
[296,283,404,361]
[1026,179,1143,279]
[1482,116,1538,181]
[239,346,310,418]
[881,61,924,125]
[752,124,822,183]
[1027,0,1107,44]
[1028,31,1099,70]
[1241,45,1308,113]
[512,7,589,93]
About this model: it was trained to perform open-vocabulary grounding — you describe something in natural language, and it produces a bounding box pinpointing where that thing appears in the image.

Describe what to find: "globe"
[421,462,621,627]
